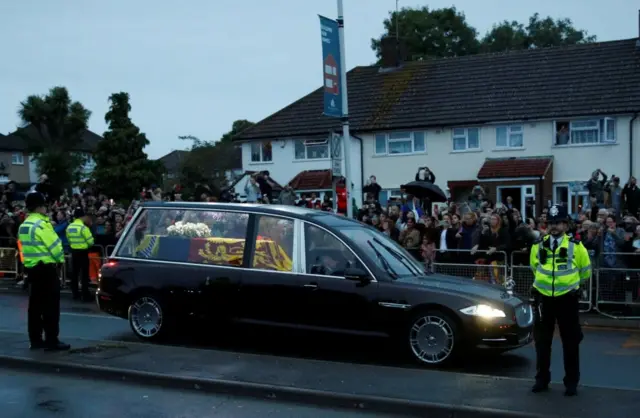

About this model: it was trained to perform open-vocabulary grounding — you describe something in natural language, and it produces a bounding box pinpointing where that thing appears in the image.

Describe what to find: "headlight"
[460,304,506,318]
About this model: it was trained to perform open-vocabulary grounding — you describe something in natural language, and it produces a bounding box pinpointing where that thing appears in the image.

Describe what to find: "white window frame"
[374,132,426,156]
[294,139,329,160]
[452,127,480,151]
[495,125,524,149]
[553,183,590,214]
[553,117,616,147]
[11,152,24,165]
[250,141,273,163]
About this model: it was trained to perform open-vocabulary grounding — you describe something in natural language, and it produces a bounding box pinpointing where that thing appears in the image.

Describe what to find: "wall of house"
[0,151,31,184]
[362,115,638,194]
[241,137,363,206]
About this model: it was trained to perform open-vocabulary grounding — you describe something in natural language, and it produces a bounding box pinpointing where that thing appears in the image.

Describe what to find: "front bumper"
[462,303,534,350]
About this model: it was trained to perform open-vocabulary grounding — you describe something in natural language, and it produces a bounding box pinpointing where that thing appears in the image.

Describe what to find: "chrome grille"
[515,303,533,327]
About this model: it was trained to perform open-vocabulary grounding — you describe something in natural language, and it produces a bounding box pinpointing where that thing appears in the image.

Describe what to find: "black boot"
[564,385,578,396]
[29,341,46,350]
[531,381,549,393]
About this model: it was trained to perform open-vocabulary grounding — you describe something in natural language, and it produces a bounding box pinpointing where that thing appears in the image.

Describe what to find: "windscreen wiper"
[373,238,420,276]
[367,240,398,280]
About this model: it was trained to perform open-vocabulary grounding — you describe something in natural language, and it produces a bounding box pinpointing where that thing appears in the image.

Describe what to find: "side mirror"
[344,267,370,283]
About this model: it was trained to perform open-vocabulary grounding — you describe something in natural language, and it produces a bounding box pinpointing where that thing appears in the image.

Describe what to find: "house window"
[554,118,616,146]
[294,139,329,160]
[250,141,273,162]
[374,132,426,155]
[495,125,523,148]
[11,153,24,165]
[452,128,480,151]
[553,183,590,214]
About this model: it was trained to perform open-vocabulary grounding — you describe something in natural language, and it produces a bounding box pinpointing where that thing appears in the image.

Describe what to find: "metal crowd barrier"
[0,246,19,282]
[509,251,592,313]
[432,249,509,285]
[594,252,640,319]
[60,244,108,289]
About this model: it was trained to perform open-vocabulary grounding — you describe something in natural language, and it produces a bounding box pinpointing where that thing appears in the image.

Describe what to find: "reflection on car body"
[97,202,533,367]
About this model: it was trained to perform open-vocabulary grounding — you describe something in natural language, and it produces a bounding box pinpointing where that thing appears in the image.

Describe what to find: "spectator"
[362,175,382,202]
[256,171,274,203]
[244,175,261,203]
[622,176,640,217]
[278,186,296,205]
[602,215,626,268]
[586,169,608,206]
[399,216,421,258]
[606,175,623,217]
[415,167,435,183]
[476,213,510,285]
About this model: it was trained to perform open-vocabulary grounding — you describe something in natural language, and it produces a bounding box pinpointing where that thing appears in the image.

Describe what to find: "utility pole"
[336,0,353,218]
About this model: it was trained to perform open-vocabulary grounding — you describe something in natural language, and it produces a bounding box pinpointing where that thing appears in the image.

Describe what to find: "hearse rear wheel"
[406,309,459,367]
[128,294,167,342]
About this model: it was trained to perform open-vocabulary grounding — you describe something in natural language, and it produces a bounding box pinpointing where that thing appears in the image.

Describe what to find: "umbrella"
[400,181,447,202]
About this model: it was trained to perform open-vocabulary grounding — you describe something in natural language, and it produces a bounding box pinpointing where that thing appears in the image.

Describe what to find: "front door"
[296,223,378,332]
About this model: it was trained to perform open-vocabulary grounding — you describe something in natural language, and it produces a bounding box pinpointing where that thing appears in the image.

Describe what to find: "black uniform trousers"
[533,289,583,387]
[27,262,61,344]
[70,249,90,299]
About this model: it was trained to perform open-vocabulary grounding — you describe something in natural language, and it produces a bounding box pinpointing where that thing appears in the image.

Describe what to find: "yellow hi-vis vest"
[17,213,64,268]
[65,218,94,250]
[530,235,591,297]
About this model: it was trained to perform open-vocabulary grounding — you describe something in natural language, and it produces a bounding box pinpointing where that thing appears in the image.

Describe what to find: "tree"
[371,7,480,61]
[17,86,91,189]
[481,13,596,53]
[92,92,164,202]
[179,119,254,192]
[372,7,596,61]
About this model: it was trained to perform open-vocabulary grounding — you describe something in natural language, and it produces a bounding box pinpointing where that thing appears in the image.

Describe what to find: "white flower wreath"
[166,221,212,238]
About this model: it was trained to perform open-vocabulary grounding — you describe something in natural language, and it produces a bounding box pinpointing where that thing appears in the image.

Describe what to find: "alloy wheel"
[129,296,163,338]
[409,315,455,364]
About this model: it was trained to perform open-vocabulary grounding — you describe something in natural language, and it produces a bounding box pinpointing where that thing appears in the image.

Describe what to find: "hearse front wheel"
[406,309,459,367]
[128,294,167,341]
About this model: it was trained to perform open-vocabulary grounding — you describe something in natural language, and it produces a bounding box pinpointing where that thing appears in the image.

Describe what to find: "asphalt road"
[0,369,394,418]
[1,292,639,390]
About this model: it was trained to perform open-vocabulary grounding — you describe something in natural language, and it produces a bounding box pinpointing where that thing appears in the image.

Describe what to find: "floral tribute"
[166,221,212,238]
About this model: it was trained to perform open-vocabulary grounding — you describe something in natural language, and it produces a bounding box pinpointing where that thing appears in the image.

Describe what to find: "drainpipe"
[351,133,365,202]
[630,112,638,179]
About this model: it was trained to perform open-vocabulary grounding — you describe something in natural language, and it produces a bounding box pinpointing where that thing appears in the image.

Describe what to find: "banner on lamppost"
[319,15,342,118]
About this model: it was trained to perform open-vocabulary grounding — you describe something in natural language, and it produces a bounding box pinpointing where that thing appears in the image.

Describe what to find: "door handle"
[303,283,318,289]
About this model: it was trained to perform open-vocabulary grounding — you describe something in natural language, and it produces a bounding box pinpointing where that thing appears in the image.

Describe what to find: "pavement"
[1,293,640,417]
[1,369,393,418]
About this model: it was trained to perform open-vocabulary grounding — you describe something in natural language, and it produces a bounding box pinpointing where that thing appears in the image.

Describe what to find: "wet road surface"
[1,292,640,389]
[0,369,394,418]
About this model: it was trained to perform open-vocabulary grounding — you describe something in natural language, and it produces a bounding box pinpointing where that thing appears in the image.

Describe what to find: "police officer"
[19,192,70,351]
[66,208,94,301]
[530,204,591,396]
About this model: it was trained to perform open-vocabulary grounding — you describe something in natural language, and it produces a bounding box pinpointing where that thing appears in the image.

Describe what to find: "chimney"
[379,36,407,69]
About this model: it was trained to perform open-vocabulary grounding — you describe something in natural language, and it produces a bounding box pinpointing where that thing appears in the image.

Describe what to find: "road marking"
[61,312,122,320]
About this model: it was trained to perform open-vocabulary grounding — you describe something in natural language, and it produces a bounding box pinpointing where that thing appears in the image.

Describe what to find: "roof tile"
[477,157,552,179]
[288,169,333,190]
[236,39,640,140]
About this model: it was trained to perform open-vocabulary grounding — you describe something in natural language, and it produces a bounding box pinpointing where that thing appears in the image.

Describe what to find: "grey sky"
[0,0,636,159]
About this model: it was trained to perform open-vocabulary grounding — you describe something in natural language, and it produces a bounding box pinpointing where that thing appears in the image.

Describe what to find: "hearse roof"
[140,201,361,228]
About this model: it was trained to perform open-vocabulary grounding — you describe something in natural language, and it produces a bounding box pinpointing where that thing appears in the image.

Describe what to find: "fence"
[432,249,509,285]
[0,244,110,288]
[593,252,640,319]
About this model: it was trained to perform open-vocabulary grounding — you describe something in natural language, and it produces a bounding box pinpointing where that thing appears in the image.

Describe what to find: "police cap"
[73,208,86,218]
[547,204,568,222]
[25,192,46,211]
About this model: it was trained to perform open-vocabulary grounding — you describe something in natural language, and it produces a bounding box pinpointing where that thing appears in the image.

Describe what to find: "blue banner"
[319,15,342,118]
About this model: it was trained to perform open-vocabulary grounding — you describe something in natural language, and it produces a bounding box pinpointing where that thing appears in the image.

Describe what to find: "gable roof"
[477,157,553,179]
[157,150,190,173]
[288,169,333,190]
[2,125,102,152]
[236,39,640,141]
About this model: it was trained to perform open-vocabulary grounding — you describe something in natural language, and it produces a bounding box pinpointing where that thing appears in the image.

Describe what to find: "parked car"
[97,202,533,366]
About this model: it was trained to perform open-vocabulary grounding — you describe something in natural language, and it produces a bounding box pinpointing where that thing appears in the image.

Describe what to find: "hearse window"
[116,208,249,267]
[303,223,362,277]
[251,216,294,272]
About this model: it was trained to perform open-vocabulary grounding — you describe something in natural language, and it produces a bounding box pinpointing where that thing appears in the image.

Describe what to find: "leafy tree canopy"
[17,86,91,189]
[92,92,164,202]
[371,7,596,61]
[178,119,254,194]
